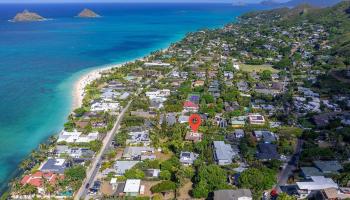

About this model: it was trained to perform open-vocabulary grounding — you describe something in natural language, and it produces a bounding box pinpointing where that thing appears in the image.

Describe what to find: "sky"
[0,0,283,3]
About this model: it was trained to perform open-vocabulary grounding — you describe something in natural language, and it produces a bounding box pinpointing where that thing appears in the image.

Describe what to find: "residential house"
[315,188,350,200]
[122,147,155,161]
[213,141,236,165]
[187,93,201,104]
[180,151,198,166]
[54,146,94,159]
[114,161,139,175]
[144,62,171,67]
[166,113,177,126]
[214,189,252,200]
[185,132,203,142]
[91,101,120,112]
[193,80,205,87]
[20,171,64,194]
[256,143,280,160]
[237,81,249,92]
[234,129,245,139]
[300,167,323,180]
[145,89,171,99]
[124,179,141,196]
[183,101,199,113]
[248,114,266,125]
[253,131,276,143]
[231,116,247,128]
[178,115,189,124]
[39,158,68,174]
[56,130,99,144]
[126,130,150,146]
[313,160,343,174]
[224,71,234,80]
[296,176,338,199]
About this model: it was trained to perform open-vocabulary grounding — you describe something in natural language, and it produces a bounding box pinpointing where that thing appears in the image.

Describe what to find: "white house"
[296,176,338,199]
[57,130,82,143]
[124,179,141,196]
[145,89,171,99]
[57,130,98,143]
[91,102,120,112]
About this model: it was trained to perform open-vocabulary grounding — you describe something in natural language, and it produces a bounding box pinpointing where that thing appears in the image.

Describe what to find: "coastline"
[72,64,118,110]
[0,4,249,196]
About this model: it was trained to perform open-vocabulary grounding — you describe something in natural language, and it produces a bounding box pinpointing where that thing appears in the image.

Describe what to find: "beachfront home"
[90,101,120,112]
[20,171,64,194]
[54,146,94,159]
[57,130,99,144]
[39,158,69,174]
[213,141,236,165]
[144,61,171,67]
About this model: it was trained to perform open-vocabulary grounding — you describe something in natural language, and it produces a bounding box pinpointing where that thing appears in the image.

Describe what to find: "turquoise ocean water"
[0,3,267,191]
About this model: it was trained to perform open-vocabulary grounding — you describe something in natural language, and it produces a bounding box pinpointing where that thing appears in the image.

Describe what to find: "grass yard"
[239,63,279,73]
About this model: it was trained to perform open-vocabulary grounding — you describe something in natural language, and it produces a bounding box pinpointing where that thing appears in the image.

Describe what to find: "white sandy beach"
[72,63,123,110]
[71,49,166,110]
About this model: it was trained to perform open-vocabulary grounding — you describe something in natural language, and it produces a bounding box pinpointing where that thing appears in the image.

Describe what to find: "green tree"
[192,180,209,198]
[238,167,276,194]
[260,70,272,81]
[150,181,176,193]
[277,193,297,200]
[124,168,145,179]
[160,170,171,180]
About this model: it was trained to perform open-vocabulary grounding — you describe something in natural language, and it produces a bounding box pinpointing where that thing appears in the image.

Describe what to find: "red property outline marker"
[189,114,201,132]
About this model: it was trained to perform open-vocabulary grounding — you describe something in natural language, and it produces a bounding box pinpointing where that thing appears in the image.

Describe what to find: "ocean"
[0,3,268,191]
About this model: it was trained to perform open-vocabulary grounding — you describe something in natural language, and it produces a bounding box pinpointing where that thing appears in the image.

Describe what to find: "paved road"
[74,100,132,200]
[75,41,201,200]
[276,139,303,192]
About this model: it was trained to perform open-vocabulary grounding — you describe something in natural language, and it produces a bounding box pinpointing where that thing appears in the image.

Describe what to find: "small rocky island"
[12,10,46,22]
[77,8,100,18]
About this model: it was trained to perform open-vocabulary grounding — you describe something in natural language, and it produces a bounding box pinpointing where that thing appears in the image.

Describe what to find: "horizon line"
[0,1,249,4]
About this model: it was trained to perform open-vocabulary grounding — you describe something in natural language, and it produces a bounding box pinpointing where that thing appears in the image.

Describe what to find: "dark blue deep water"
[0,3,267,190]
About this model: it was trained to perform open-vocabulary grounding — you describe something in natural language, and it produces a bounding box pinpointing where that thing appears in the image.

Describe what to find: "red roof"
[20,171,64,188]
[184,101,198,108]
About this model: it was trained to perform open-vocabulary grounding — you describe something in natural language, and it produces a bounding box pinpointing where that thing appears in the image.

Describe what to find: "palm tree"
[19,158,32,170]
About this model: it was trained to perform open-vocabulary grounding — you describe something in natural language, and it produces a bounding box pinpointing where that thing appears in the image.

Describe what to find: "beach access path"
[74,100,132,200]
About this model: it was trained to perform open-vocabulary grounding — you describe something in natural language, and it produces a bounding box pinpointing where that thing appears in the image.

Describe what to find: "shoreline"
[72,64,120,110]
[71,50,168,110]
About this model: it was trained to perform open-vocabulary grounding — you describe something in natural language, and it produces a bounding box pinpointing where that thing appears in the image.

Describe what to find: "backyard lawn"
[239,63,279,73]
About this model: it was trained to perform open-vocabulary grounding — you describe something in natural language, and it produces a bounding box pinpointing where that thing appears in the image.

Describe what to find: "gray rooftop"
[213,141,235,162]
[214,189,252,200]
[114,161,139,175]
[314,160,343,174]
[40,158,68,174]
[301,167,323,178]
[180,151,198,165]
